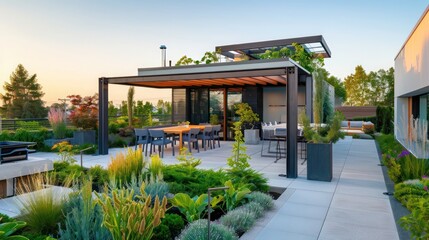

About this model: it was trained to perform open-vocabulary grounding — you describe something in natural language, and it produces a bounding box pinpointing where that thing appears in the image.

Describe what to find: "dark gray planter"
[43,138,73,147]
[307,143,333,182]
[244,129,260,145]
[72,130,96,145]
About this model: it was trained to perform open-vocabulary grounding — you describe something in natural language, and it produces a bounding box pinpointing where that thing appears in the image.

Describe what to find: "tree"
[344,65,370,106]
[367,68,394,107]
[127,87,134,127]
[0,64,47,118]
[67,94,98,130]
[175,51,220,66]
[108,101,119,116]
[344,66,394,107]
[141,101,154,126]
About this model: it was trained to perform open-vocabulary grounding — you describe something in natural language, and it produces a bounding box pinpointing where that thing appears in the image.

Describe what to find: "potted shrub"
[235,103,260,145]
[302,111,345,181]
[68,94,98,145]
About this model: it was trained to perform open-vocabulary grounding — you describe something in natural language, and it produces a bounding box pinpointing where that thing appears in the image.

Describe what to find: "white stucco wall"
[394,6,429,157]
[395,7,429,98]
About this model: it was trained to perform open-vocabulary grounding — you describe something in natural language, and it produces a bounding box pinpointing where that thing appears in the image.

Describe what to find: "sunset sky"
[0,1,427,106]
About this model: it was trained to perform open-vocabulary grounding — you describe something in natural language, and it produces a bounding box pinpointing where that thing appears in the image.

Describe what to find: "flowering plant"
[48,107,67,139]
[52,141,76,163]
[67,94,98,130]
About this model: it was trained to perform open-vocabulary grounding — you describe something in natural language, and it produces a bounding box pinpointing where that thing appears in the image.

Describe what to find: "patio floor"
[0,136,399,240]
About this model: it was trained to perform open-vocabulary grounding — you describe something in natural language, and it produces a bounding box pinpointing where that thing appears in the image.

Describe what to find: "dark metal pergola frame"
[216,35,331,60]
[98,58,312,178]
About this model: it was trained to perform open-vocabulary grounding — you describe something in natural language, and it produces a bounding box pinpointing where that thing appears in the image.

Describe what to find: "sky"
[0,1,428,107]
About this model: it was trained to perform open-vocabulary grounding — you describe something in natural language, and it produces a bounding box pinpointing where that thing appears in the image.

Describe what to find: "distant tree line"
[344,66,394,107]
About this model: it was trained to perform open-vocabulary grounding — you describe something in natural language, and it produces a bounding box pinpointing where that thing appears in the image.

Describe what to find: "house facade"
[394,5,429,158]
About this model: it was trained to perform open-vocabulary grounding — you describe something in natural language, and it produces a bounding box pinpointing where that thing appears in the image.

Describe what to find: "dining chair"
[212,125,221,148]
[182,128,200,153]
[134,128,150,156]
[199,126,213,151]
[274,128,287,162]
[149,129,175,158]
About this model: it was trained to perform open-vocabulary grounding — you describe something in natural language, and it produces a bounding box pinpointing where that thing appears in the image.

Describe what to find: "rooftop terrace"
[0,136,399,239]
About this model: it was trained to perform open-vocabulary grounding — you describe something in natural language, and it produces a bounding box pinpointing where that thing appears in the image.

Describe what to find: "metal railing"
[108,114,173,126]
[1,118,51,131]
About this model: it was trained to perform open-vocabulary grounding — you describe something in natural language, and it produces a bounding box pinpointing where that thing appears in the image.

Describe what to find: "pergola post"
[98,77,109,155]
[306,75,314,122]
[286,66,298,178]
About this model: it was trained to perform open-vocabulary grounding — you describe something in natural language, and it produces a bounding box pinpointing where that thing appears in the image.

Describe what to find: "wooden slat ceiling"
[128,75,287,88]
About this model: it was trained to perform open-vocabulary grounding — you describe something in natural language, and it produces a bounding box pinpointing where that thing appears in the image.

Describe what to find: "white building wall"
[394,6,429,158]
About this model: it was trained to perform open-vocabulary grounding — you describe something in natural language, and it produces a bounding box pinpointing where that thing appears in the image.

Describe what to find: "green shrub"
[376,106,393,134]
[163,165,227,197]
[17,121,43,130]
[0,213,15,223]
[376,134,403,156]
[247,191,274,210]
[0,220,29,240]
[241,202,264,218]
[400,197,429,240]
[53,161,85,186]
[226,169,269,192]
[152,224,170,240]
[177,219,238,240]
[108,135,128,148]
[108,122,120,134]
[153,214,185,240]
[384,155,401,183]
[220,206,256,235]
[0,129,50,150]
[58,181,111,240]
[351,116,376,124]
[170,193,209,223]
[223,180,251,211]
[87,165,109,191]
[394,179,429,210]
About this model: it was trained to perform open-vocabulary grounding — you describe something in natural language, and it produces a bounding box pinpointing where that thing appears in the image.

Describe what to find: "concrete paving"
[0,137,399,240]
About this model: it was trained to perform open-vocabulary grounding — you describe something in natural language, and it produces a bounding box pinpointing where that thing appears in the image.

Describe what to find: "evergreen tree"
[0,64,47,118]
[127,87,135,127]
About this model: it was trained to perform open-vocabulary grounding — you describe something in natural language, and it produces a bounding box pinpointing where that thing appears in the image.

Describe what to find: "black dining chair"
[149,129,175,158]
[274,128,287,162]
[182,128,200,153]
[134,128,150,156]
[212,125,221,148]
[199,126,213,151]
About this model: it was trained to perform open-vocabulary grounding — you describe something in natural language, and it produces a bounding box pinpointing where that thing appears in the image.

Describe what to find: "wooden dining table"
[159,125,206,149]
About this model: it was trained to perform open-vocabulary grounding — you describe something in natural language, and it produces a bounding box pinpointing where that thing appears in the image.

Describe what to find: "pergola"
[98,58,312,178]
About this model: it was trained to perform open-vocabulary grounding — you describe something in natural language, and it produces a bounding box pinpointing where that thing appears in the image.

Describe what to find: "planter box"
[307,143,333,182]
[244,129,260,145]
[72,130,96,145]
[43,138,72,147]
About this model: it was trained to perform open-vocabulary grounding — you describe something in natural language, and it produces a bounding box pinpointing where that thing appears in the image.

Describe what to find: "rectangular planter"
[244,129,260,145]
[307,143,333,182]
[72,130,96,145]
